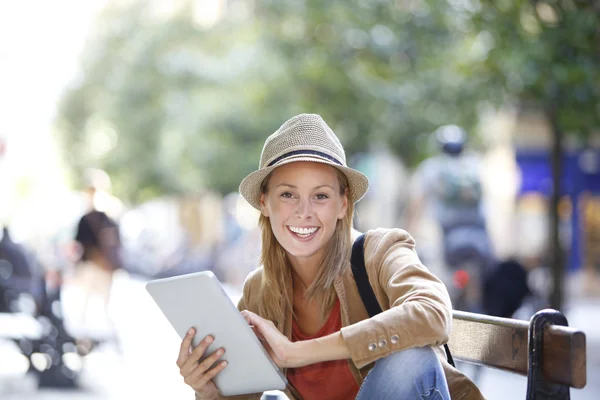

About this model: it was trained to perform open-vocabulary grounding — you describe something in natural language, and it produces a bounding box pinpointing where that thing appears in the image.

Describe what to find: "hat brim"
[239,157,369,210]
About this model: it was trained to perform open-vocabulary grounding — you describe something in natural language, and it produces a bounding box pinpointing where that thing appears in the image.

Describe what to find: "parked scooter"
[0,227,95,389]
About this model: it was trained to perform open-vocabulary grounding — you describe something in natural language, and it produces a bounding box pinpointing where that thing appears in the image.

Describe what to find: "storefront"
[515,148,600,275]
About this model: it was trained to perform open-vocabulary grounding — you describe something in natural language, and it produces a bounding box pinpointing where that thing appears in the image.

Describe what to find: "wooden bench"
[448,309,586,399]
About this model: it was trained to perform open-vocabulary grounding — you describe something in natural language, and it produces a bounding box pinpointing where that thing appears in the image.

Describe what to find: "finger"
[241,310,253,325]
[250,325,265,341]
[243,311,277,341]
[241,310,266,328]
[193,360,228,391]
[177,328,196,367]
[241,310,251,321]
[197,347,225,375]
[181,335,214,376]
[242,312,264,335]
[184,348,225,387]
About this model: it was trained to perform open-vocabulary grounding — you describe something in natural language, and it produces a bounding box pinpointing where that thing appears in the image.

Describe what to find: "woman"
[176,114,483,400]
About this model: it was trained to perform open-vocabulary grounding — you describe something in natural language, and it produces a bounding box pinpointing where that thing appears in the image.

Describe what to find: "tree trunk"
[547,110,565,311]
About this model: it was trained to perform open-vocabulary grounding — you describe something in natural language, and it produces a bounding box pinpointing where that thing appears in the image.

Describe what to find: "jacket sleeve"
[340,228,452,369]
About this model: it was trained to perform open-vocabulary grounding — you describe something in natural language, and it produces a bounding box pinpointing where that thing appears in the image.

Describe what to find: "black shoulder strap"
[350,233,455,368]
[351,234,382,316]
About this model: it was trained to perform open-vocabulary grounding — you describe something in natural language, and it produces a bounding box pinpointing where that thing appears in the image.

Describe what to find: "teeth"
[289,226,318,235]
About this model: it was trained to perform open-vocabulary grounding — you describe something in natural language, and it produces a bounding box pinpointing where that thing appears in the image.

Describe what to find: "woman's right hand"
[177,328,228,400]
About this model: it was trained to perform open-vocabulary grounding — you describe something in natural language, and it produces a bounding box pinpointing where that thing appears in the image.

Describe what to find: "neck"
[289,251,323,293]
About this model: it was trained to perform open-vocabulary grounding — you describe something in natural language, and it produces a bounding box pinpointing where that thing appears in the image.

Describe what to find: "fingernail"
[222,361,227,366]
[206,336,213,344]
[217,348,224,355]
[188,328,195,336]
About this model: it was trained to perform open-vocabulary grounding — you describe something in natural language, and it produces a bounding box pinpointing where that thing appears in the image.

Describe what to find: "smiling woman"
[175,114,483,400]
[260,163,348,278]
[256,161,352,329]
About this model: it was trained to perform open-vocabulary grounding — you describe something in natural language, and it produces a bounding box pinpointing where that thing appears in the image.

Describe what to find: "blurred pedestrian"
[73,171,123,333]
[406,125,495,312]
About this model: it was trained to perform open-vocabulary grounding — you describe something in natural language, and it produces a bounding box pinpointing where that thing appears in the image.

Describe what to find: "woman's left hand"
[241,310,310,368]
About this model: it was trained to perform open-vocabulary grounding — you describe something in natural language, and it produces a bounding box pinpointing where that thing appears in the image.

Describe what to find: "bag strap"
[350,233,455,368]
[350,234,383,315]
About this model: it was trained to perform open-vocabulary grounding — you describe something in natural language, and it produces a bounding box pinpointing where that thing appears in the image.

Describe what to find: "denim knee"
[391,348,441,385]
[356,347,450,400]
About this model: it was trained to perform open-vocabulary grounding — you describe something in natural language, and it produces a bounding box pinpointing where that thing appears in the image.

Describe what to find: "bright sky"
[0,0,224,243]
[0,0,108,237]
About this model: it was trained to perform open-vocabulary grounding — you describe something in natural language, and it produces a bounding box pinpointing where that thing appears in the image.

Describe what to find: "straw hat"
[239,114,369,210]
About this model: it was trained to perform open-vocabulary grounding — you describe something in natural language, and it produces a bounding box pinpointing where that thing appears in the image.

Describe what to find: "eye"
[315,193,329,200]
[280,192,294,199]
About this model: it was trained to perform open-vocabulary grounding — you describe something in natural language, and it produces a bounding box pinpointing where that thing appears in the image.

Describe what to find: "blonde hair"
[257,168,354,325]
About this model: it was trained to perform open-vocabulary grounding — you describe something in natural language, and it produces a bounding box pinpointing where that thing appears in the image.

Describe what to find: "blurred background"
[0,0,598,399]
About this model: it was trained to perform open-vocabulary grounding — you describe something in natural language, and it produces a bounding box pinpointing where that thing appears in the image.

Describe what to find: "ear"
[338,189,349,219]
[259,193,269,217]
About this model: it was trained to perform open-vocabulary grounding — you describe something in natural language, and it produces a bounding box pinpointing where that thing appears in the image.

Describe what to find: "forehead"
[268,162,340,187]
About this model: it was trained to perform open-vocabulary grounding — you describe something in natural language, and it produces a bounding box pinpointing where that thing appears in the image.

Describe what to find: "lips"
[287,226,320,241]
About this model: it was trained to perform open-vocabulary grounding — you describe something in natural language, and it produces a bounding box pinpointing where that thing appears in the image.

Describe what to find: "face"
[260,162,348,266]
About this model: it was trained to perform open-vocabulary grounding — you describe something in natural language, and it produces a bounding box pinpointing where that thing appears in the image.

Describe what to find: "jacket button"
[391,335,399,344]
[368,343,377,351]
[378,339,387,348]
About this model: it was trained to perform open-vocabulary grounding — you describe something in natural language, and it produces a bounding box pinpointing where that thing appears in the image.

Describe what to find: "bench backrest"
[448,310,586,389]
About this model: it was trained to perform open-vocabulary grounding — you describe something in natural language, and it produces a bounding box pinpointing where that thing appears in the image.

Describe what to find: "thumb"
[241,310,251,324]
[242,311,277,339]
[251,325,266,342]
[241,310,266,327]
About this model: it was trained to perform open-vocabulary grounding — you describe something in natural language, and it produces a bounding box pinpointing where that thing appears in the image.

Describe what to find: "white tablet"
[145,271,288,396]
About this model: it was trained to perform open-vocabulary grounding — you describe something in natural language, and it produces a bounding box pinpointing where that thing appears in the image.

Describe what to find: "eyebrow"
[276,183,336,190]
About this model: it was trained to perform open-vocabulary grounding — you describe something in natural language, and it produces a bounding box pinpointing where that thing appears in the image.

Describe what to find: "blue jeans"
[355,347,451,400]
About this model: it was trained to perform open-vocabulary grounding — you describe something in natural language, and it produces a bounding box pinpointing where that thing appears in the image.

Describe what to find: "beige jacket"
[199,228,484,400]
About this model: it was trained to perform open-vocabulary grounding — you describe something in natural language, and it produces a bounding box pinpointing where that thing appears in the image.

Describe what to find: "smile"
[287,226,319,239]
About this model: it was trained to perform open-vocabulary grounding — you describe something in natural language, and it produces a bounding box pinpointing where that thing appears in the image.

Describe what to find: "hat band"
[267,150,343,168]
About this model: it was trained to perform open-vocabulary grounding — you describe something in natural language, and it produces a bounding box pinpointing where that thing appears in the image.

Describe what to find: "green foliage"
[469,0,600,135]
[55,0,599,204]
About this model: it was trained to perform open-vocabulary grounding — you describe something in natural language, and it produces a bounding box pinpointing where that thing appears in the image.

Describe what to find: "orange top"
[287,299,360,400]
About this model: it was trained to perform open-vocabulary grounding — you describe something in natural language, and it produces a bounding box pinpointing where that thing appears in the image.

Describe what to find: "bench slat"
[448,311,586,389]
[449,314,528,375]
[544,326,586,389]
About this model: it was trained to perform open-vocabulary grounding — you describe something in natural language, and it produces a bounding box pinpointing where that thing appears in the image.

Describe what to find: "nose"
[296,198,312,219]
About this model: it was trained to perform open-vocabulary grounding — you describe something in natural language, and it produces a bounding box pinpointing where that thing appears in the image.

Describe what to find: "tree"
[55,0,489,204]
[56,1,290,203]
[464,0,600,309]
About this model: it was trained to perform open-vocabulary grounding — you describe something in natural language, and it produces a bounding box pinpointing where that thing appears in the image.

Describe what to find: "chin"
[288,240,329,261]
[281,240,311,254]
[288,248,318,259]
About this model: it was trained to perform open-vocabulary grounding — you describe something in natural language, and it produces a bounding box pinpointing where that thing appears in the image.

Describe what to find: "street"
[1,270,598,400]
